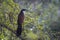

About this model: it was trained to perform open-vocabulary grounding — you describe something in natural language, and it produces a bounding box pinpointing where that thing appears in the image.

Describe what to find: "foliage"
[0,0,60,40]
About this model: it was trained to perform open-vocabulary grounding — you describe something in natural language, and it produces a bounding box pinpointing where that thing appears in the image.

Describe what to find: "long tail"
[16,24,22,37]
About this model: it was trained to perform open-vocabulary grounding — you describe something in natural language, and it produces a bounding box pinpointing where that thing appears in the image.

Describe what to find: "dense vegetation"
[0,0,60,40]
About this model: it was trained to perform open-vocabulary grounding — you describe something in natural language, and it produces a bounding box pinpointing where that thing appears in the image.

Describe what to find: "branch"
[0,23,16,34]
[0,23,25,40]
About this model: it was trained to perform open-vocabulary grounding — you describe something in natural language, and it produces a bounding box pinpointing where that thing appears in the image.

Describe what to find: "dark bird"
[16,9,28,37]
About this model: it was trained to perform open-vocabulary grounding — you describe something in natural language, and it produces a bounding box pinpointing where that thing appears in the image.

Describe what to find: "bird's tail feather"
[16,25,22,37]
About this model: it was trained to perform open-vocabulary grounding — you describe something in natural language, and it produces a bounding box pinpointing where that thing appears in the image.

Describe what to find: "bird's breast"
[18,15,24,24]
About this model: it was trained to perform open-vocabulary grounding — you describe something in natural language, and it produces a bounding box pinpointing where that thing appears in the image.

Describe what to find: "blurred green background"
[0,0,60,40]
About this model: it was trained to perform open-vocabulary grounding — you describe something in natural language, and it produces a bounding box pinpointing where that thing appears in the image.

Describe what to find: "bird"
[16,9,28,37]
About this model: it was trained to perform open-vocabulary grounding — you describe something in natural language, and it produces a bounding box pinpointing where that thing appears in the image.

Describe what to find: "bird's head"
[21,9,28,11]
[21,9,32,13]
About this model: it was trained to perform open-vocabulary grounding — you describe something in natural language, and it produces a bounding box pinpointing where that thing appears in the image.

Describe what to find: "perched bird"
[16,9,28,37]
